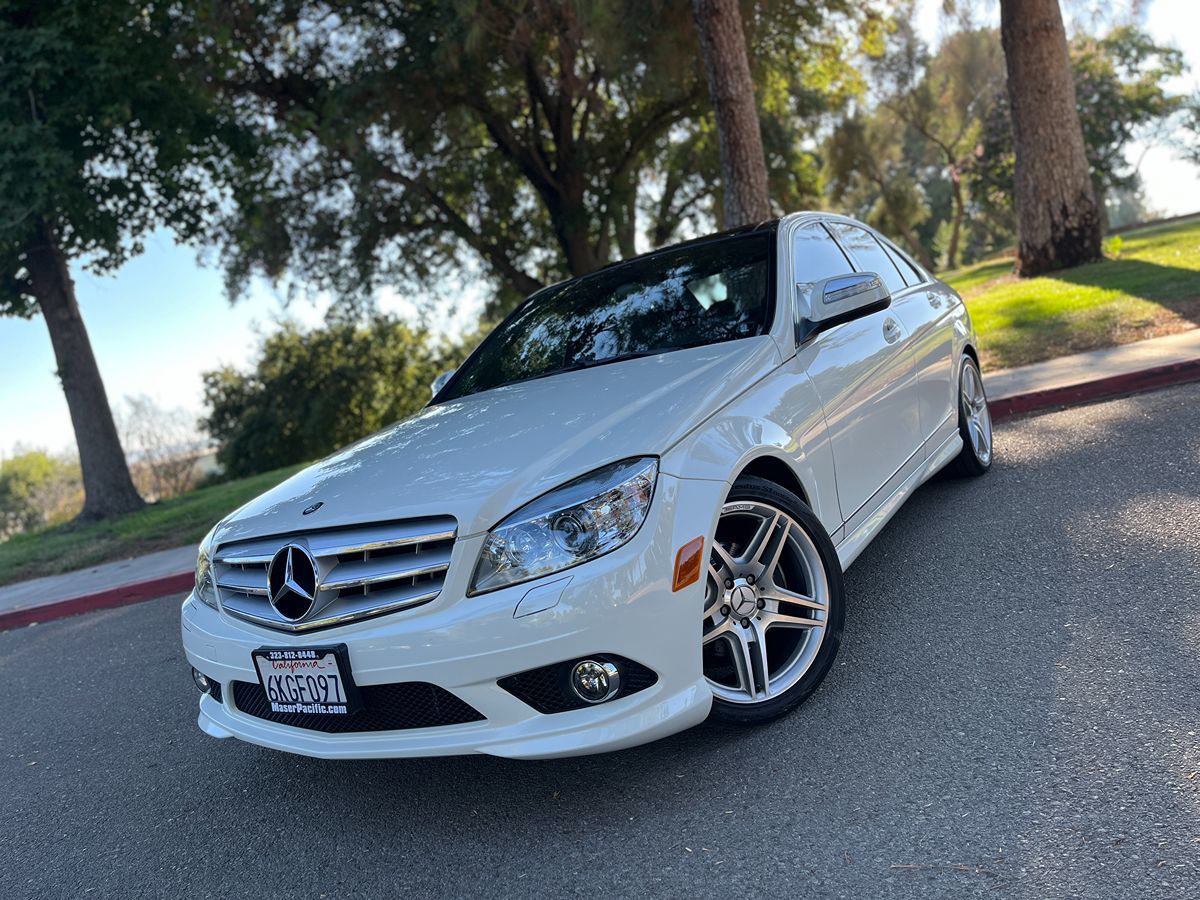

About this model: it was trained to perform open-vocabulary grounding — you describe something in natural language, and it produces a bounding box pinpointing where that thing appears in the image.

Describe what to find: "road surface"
[3,383,1198,898]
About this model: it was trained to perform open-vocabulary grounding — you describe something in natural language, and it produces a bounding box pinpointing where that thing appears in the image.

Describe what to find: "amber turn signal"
[672,536,705,592]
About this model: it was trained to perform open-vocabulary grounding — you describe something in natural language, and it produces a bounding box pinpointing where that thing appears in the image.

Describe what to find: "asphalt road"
[3,383,1199,899]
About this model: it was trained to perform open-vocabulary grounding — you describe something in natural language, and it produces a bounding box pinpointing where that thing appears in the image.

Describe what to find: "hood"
[213,336,782,546]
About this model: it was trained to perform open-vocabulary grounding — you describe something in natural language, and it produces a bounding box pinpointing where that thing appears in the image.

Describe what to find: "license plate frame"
[251,644,362,716]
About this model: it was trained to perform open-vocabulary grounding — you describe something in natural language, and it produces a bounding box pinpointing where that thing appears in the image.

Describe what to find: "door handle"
[883,317,902,344]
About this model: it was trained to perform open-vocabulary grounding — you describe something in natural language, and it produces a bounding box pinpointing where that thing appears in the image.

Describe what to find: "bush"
[0,451,82,538]
[202,315,475,478]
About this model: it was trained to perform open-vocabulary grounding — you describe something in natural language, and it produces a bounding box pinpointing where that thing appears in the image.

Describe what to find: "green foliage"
[202,316,474,477]
[181,0,880,318]
[0,450,81,537]
[0,0,244,315]
[1179,95,1200,166]
[972,25,1187,229]
[823,111,936,268]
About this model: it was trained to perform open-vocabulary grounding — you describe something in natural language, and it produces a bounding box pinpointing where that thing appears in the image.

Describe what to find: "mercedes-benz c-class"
[182,212,993,758]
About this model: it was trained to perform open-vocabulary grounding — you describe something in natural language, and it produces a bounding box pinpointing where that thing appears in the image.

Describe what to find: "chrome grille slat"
[212,517,456,632]
[215,568,269,595]
[319,546,452,591]
[305,520,458,557]
[213,551,274,566]
[221,583,442,633]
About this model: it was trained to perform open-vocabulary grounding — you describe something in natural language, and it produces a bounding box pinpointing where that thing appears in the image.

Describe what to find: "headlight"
[470,457,658,594]
[194,526,219,609]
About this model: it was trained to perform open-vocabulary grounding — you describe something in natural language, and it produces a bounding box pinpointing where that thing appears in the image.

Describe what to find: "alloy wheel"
[703,501,830,704]
[962,362,992,466]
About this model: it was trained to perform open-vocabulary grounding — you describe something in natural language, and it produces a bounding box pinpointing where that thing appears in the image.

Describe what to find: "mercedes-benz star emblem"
[267,544,318,621]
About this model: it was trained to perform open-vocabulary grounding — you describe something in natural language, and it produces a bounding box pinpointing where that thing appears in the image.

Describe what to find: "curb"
[988,357,1200,421]
[4,357,1198,633]
[0,571,193,632]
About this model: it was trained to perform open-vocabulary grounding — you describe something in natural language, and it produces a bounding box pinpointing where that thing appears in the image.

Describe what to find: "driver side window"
[792,223,855,341]
[793,223,854,284]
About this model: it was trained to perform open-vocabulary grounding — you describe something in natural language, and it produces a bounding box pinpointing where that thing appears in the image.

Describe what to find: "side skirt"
[834,431,962,571]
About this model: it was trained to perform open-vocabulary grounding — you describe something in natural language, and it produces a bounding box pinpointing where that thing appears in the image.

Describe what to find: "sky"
[2,0,1198,457]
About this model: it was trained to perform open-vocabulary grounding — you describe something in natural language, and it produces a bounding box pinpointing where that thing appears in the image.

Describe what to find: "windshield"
[436,231,775,402]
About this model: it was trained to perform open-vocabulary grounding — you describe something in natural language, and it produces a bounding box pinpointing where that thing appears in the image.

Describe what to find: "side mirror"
[795,272,891,344]
[430,369,456,398]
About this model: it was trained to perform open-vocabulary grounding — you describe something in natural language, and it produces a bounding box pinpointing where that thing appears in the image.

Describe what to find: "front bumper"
[181,473,724,759]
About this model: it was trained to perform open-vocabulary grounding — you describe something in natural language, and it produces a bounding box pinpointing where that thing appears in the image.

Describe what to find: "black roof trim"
[593,218,781,274]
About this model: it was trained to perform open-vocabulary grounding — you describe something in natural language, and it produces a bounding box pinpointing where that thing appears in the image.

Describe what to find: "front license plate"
[252,646,359,716]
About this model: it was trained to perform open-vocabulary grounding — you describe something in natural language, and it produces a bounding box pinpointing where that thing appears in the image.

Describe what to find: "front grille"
[498,655,658,714]
[212,517,456,632]
[208,680,223,704]
[231,680,485,733]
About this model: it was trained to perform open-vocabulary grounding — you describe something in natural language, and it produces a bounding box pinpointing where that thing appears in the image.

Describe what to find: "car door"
[878,238,958,448]
[795,221,922,524]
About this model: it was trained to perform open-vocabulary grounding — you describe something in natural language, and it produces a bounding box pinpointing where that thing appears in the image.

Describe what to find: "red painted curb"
[0,571,192,632]
[988,357,1200,421]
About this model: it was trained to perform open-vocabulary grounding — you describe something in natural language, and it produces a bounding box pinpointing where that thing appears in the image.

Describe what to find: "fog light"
[570,659,621,704]
[191,667,212,694]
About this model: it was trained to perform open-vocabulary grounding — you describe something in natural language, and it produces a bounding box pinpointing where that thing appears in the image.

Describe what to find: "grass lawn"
[0,463,306,587]
[943,215,1200,370]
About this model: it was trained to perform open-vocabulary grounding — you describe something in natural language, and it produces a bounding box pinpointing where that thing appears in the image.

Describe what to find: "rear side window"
[793,223,854,282]
[826,223,908,297]
[882,240,926,286]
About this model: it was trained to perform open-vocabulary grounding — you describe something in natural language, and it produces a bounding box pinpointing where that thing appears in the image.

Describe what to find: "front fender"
[660,367,841,541]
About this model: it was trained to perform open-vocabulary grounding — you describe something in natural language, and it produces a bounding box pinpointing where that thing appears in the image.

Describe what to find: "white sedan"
[182,212,992,758]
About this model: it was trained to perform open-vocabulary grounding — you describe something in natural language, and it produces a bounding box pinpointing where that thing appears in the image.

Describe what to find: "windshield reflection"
[438,231,775,401]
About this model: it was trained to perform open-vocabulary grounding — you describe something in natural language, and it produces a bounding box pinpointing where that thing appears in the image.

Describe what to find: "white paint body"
[182,213,977,759]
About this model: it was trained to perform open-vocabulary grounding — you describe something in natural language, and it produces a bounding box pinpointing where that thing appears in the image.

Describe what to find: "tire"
[704,476,846,725]
[948,354,993,477]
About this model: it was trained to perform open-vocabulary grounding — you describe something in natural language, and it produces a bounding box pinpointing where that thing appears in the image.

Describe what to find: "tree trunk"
[999,0,1102,276]
[612,175,638,259]
[547,172,601,276]
[896,220,937,272]
[23,220,143,520]
[947,167,965,269]
[691,0,771,227]
[1094,180,1110,236]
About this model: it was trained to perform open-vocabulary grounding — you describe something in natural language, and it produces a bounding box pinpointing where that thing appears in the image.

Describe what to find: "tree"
[873,21,1006,268]
[0,1,236,519]
[116,395,206,501]
[1177,95,1200,167]
[202,316,473,478]
[183,1,874,318]
[824,112,937,269]
[691,0,771,226]
[974,26,1187,233]
[1064,26,1185,224]
[998,0,1102,275]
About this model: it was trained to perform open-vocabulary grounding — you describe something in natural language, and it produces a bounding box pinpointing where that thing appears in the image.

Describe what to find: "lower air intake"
[231,680,484,733]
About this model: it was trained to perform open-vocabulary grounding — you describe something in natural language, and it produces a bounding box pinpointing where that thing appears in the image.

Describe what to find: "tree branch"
[372,163,543,298]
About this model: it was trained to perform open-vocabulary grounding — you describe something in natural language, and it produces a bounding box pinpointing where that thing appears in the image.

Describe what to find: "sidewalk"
[0,545,195,630]
[984,329,1200,418]
[2,328,1198,631]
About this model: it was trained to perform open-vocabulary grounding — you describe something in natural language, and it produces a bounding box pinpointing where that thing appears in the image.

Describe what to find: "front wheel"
[703,476,846,725]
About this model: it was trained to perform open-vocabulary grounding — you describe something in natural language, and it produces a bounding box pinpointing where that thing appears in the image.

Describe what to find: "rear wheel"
[949,355,993,477]
[703,477,845,725]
